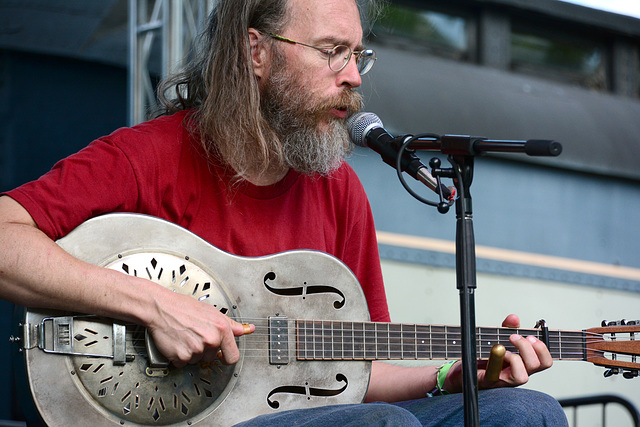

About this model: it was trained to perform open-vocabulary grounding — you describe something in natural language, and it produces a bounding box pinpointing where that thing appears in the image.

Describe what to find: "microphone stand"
[407,134,562,427]
[451,153,479,426]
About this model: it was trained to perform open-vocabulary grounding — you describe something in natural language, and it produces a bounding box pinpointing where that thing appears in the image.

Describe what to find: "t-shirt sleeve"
[4,134,140,240]
[3,113,195,240]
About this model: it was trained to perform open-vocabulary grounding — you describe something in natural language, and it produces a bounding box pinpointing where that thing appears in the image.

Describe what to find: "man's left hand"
[443,314,553,392]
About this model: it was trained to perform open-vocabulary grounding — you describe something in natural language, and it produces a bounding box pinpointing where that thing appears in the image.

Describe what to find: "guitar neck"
[295,320,586,362]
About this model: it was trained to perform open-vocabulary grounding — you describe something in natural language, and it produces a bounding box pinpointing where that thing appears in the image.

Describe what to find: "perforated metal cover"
[71,253,238,425]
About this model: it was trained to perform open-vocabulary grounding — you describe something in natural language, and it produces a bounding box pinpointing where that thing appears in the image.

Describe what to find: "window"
[510,26,607,90]
[372,3,471,61]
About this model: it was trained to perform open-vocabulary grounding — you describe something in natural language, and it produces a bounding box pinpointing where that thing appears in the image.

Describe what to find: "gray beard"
[275,111,352,176]
[261,53,361,176]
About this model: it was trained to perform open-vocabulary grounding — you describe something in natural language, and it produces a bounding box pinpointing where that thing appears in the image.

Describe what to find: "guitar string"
[83,332,614,362]
[91,318,629,362]
[109,327,616,361]
[114,318,613,343]
[113,320,614,348]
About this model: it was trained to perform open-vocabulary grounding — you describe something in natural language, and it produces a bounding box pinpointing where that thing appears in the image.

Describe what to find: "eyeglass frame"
[268,33,376,75]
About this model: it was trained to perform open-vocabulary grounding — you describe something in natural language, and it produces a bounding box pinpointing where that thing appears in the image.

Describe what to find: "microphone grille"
[347,112,383,147]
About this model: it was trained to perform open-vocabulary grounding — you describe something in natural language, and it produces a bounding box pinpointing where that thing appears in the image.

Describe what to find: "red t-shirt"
[6,111,390,322]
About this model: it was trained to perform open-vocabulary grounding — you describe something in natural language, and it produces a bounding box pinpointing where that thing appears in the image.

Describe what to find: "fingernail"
[527,336,537,343]
[511,334,522,340]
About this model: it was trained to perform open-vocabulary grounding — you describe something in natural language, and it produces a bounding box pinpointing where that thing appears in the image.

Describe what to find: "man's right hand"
[146,288,253,367]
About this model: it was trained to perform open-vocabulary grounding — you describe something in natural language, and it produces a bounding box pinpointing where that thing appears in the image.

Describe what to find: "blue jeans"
[233,388,568,426]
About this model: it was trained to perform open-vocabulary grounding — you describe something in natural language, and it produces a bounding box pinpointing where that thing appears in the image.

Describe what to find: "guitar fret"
[353,322,364,360]
[430,325,445,359]
[445,325,448,359]
[478,327,500,358]
[548,330,560,359]
[314,321,321,360]
[376,323,390,360]
[343,321,354,359]
[415,325,431,359]
[297,320,304,359]
[323,321,331,360]
[334,321,343,360]
[450,326,461,360]
[556,330,563,359]
[306,320,314,360]
[389,323,403,359]
[364,323,376,359]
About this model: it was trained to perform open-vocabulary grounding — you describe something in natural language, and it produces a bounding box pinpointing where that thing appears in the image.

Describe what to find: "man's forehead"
[285,0,363,43]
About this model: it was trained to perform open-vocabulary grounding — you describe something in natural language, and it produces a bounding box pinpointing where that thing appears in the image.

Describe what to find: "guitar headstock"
[586,319,640,379]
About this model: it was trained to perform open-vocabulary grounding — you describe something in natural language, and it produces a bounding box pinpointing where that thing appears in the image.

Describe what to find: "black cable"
[395,133,456,211]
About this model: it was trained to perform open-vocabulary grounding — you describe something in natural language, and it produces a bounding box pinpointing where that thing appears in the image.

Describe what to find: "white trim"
[377,231,640,282]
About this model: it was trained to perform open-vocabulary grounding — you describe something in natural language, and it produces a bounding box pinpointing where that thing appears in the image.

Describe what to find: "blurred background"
[1,0,639,425]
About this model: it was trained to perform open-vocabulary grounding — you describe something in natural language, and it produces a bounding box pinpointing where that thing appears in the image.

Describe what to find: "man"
[0,0,567,425]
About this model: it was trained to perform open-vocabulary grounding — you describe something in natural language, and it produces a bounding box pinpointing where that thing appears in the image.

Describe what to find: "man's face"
[260,0,366,175]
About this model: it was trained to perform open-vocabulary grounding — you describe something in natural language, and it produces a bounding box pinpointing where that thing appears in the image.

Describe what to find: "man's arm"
[365,314,553,402]
[0,195,249,366]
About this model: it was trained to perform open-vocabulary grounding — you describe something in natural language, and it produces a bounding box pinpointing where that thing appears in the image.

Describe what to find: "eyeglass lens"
[328,46,375,75]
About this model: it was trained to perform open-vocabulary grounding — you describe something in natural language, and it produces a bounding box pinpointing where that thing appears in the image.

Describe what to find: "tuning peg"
[604,368,619,378]
[623,370,639,379]
[602,320,628,327]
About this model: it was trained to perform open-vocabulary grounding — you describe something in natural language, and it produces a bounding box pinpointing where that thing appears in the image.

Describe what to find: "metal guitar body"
[23,214,371,426]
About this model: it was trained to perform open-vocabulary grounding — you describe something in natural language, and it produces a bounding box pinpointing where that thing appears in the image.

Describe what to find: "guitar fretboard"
[295,320,586,362]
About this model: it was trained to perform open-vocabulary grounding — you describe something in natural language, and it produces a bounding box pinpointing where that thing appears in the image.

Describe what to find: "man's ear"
[248,28,269,79]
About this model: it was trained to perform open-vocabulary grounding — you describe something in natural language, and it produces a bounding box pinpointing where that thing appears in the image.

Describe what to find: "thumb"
[502,314,520,328]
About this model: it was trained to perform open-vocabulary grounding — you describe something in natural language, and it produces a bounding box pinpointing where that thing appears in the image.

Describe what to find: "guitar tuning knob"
[602,319,628,327]
[604,368,619,378]
[623,370,639,379]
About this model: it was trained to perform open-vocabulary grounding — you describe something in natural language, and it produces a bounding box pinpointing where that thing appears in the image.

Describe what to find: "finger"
[511,334,540,373]
[525,335,553,372]
[229,318,255,337]
[502,314,520,328]
[172,359,187,369]
[201,347,219,363]
[242,323,255,336]
[502,344,529,385]
[514,334,553,374]
[218,318,241,364]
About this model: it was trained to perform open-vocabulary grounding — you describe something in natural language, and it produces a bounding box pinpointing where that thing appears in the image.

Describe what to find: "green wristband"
[428,360,457,397]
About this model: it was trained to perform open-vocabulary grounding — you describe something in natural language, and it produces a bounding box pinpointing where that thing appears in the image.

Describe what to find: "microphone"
[347,112,454,200]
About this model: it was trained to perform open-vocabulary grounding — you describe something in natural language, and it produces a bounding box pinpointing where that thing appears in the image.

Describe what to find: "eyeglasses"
[268,33,376,75]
